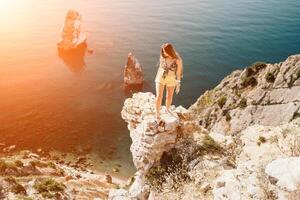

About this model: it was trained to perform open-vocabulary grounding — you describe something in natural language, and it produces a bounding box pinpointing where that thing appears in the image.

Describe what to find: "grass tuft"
[251,62,267,71]
[257,136,267,146]
[217,96,227,108]
[265,72,275,83]
[296,69,300,79]
[33,178,65,194]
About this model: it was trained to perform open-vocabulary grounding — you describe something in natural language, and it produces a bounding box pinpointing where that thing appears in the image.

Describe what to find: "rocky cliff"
[0,148,124,199]
[189,55,300,134]
[111,54,300,200]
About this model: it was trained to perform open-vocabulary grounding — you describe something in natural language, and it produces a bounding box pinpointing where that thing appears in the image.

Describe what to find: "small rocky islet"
[1,54,300,199]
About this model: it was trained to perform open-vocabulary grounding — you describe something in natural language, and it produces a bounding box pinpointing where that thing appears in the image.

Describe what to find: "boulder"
[109,189,130,200]
[265,157,300,191]
[124,53,144,85]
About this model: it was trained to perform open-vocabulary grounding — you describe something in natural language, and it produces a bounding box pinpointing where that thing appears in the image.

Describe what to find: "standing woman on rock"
[155,43,183,120]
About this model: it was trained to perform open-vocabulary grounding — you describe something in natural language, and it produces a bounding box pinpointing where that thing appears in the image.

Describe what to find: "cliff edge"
[189,54,300,134]
[111,54,300,200]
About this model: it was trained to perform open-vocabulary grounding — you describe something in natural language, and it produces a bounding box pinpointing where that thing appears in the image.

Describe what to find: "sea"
[0,0,300,178]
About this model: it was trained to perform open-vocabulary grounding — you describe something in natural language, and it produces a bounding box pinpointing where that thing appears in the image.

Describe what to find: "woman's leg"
[166,85,175,112]
[155,82,165,119]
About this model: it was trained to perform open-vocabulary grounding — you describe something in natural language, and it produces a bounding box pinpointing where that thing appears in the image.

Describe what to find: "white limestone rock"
[109,189,130,200]
[58,10,87,51]
[265,157,300,191]
[120,92,186,199]
[189,54,300,134]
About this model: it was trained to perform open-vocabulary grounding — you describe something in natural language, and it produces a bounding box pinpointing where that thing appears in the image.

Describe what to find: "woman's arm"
[176,54,183,81]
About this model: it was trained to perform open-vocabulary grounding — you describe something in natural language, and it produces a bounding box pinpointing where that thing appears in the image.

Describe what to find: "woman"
[155,43,183,120]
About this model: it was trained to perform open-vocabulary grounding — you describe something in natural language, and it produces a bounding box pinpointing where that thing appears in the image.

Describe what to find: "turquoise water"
[0,0,300,177]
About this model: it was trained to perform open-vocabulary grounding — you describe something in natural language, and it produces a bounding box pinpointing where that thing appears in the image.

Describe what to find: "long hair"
[160,43,178,59]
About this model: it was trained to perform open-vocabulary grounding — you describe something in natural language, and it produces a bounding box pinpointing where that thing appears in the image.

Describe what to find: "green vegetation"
[17,197,34,200]
[4,176,17,184]
[241,76,257,87]
[234,88,242,98]
[239,98,247,109]
[244,67,255,77]
[197,90,215,109]
[47,162,56,169]
[225,112,231,121]
[30,160,48,168]
[11,182,27,195]
[41,191,54,198]
[241,61,266,88]
[146,165,167,189]
[146,148,190,190]
[15,160,24,167]
[296,69,300,79]
[5,176,26,195]
[33,178,66,196]
[251,62,267,71]
[146,136,225,190]
[57,168,65,176]
[244,62,266,77]
[217,96,227,108]
[265,72,275,83]
[222,110,231,121]
[0,160,18,175]
[269,135,279,144]
[0,159,7,172]
[201,135,223,153]
[257,136,267,146]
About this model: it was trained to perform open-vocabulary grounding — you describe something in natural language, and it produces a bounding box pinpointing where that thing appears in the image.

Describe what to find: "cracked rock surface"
[189,54,300,134]
[110,55,300,200]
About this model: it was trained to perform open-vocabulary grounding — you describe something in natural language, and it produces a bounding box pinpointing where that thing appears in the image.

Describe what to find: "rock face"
[118,92,185,199]
[189,55,300,134]
[57,10,87,51]
[118,95,300,200]
[112,54,300,200]
[121,92,180,175]
[210,119,300,200]
[124,53,144,85]
[265,157,300,192]
[0,150,123,199]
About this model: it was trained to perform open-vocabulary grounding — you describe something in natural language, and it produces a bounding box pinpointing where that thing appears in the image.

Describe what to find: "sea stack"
[57,10,87,51]
[124,53,144,86]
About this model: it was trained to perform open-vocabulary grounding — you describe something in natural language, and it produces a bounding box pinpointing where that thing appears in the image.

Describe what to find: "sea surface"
[0,0,300,177]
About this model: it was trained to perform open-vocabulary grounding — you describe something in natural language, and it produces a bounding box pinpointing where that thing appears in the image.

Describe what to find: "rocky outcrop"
[0,149,124,199]
[189,55,300,134]
[121,101,299,200]
[112,54,300,200]
[209,118,300,200]
[115,92,191,199]
[121,93,180,175]
[124,53,144,86]
[57,10,87,51]
[265,157,300,192]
